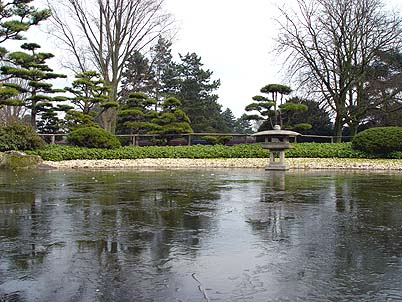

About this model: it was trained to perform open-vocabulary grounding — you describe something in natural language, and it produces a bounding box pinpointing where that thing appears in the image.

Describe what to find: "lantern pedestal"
[253,126,300,171]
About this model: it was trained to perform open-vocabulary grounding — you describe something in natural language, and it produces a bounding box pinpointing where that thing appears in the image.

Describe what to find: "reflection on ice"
[0,169,402,301]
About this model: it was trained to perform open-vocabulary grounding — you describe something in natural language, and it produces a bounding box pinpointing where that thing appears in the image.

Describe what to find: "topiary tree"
[352,127,402,155]
[0,0,51,111]
[1,43,67,129]
[245,84,310,131]
[0,1,50,44]
[62,110,99,132]
[66,71,110,115]
[36,104,73,135]
[152,97,193,141]
[63,70,111,132]
[117,92,159,135]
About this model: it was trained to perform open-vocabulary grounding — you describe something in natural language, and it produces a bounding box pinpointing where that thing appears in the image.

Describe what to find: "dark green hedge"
[67,127,121,149]
[0,122,45,151]
[352,127,402,155]
[25,142,385,161]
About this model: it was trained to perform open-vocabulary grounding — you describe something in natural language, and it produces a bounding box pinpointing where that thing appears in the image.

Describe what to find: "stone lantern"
[253,125,300,171]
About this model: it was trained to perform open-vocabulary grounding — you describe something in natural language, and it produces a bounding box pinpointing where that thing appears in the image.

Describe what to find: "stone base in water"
[0,151,43,169]
[265,164,289,171]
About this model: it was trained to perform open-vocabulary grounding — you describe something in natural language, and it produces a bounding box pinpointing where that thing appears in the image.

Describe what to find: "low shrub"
[201,135,233,145]
[29,143,270,161]
[287,142,370,158]
[28,142,382,162]
[352,127,402,155]
[67,127,121,149]
[0,122,45,151]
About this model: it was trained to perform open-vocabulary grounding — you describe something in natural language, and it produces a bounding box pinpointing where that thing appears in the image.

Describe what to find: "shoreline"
[43,158,402,170]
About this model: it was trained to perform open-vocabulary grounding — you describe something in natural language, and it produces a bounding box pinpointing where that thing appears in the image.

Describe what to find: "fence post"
[51,135,55,144]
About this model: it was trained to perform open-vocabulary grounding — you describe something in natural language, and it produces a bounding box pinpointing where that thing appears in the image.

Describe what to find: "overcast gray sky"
[166,0,281,117]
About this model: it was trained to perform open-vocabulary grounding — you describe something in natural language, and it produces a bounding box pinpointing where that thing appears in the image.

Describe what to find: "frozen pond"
[1,168,402,301]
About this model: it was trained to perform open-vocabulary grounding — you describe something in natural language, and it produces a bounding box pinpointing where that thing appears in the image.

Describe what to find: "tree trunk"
[348,121,359,139]
[333,114,343,143]
[99,108,117,133]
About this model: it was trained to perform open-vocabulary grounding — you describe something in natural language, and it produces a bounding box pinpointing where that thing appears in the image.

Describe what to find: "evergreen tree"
[66,71,110,115]
[36,104,73,134]
[120,37,175,110]
[286,97,332,135]
[152,96,192,137]
[150,37,174,105]
[0,1,50,45]
[167,52,221,132]
[245,84,309,131]
[219,108,236,132]
[0,0,51,110]
[64,71,110,131]
[120,51,155,98]
[62,110,99,132]
[0,43,67,129]
[117,92,158,135]
[234,114,253,134]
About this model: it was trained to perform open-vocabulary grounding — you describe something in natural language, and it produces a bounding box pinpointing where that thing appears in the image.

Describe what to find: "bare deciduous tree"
[47,0,174,131]
[275,0,402,140]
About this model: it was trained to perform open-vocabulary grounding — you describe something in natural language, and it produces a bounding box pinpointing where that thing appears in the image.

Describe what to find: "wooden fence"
[38,132,351,146]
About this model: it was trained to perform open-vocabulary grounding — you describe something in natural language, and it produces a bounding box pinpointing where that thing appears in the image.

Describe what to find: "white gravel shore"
[44,158,402,170]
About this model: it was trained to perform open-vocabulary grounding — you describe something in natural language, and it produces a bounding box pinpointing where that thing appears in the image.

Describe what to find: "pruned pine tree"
[0,0,50,45]
[245,84,309,131]
[0,43,67,129]
[0,0,50,113]
[152,97,192,138]
[66,71,110,115]
[64,71,110,131]
[117,92,159,136]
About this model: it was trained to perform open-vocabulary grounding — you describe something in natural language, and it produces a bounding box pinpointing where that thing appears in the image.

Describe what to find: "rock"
[0,150,43,169]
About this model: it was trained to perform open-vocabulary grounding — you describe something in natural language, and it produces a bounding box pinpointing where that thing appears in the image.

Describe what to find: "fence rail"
[37,132,351,146]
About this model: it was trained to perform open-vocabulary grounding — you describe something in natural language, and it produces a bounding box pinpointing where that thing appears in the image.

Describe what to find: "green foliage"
[117,92,159,134]
[63,110,99,132]
[245,83,305,130]
[1,43,66,128]
[280,102,307,112]
[293,123,313,130]
[29,143,270,161]
[260,84,292,95]
[286,143,370,158]
[201,136,233,145]
[28,142,394,161]
[352,127,402,155]
[67,127,121,149]
[0,1,50,44]
[152,97,193,135]
[165,52,222,132]
[0,122,45,151]
[286,97,332,135]
[65,71,110,115]
[29,143,402,161]
[234,114,254,134]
